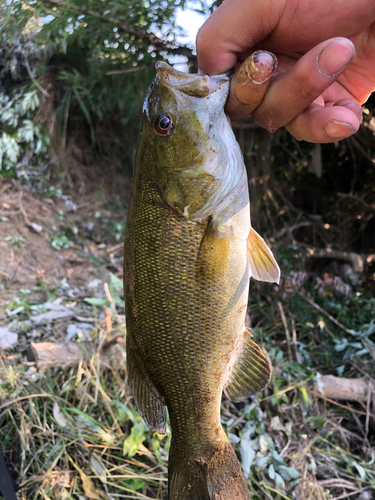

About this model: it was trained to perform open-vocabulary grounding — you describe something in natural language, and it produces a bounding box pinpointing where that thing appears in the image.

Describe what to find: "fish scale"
[124,61,280,500]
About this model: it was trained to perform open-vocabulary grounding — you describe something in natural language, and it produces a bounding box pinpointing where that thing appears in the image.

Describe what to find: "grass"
[1,238,375,500]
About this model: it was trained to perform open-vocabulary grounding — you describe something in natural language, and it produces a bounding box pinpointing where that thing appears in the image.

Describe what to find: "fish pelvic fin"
[126,334,167,434]
[247,227,280,284]
[224,329,272,402]
[169,441,249,500]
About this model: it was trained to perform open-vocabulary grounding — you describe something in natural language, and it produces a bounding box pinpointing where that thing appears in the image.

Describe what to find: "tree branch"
[36,0,196,61]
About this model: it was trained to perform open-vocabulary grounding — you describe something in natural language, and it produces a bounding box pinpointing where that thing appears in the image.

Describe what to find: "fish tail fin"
[169,441,249,500]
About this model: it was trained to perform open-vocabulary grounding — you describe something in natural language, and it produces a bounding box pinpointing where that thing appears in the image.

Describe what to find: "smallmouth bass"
[123,61,280,500]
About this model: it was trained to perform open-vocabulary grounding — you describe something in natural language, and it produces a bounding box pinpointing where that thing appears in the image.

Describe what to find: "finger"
[252,38,355,132]
[285,102,361,143]
[226,51,277,122]
[196,0,282,75]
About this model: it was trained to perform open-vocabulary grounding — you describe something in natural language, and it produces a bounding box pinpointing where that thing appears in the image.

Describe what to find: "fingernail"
[253,51,277,74]
[342,101,363,122]
[325,120,356,139]
[317,38,355,78]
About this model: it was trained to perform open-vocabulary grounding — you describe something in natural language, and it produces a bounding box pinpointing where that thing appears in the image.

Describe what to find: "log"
[27,342,374,405]
[27,337,125,370]
[315,375,375,403]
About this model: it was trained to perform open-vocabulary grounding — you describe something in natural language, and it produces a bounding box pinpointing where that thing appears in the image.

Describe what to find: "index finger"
[196,0,280,75]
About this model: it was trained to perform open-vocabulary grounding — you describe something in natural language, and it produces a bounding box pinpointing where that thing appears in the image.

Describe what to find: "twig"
[277,302,292,364]
[24,55,50,98]
[273,221,312,239]
[311,390,375,419]
[306,247,364,273]
[296,291,353,336]
[362,340,375,363]
[291,318,301,364]
[104,282,119,324]
[18,190,31,227]
[337,192,375,212]
[105,242,123,254]
[331,487,372,500]
[366,389,371,439]
[10,181,42,233]
[106,65,154,76]
[349,136,375,165]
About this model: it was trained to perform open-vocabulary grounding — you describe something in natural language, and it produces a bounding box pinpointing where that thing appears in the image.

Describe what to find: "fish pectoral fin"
[224,329,272,402]
[127,335,167,434]
[247,227,280,284]
[197,219,230,279]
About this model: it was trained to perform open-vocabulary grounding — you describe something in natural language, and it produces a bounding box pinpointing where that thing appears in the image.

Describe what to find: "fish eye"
[155,113,173,136]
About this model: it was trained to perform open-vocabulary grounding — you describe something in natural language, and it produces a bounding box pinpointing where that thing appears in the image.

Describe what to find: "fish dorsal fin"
[224,329,272,402]
[247,227,280,284]
[126,334,167,434]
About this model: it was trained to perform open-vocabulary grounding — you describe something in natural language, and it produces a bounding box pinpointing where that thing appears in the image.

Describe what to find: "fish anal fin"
[247,227,280,284]
[197,219,230,279]
[224,329,272,402]
[126,335,167,434]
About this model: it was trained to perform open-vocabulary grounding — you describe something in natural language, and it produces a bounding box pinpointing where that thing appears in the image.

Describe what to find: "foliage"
[0,89,49,174]
[2,240,375,499]
[0,0,197,182]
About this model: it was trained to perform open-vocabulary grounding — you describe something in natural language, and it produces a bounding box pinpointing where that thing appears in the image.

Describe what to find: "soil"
[0,179,128,304]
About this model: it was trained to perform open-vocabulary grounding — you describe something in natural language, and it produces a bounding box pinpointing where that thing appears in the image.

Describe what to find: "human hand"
[196,0,375,143]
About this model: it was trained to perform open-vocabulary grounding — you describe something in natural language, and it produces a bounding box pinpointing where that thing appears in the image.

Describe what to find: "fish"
[123,61,280,500]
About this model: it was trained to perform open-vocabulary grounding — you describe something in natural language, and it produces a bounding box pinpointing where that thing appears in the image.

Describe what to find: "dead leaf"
[90,454,106,483]
[81,472,101,500]
[0,326,18,349]
[53,402,68,427]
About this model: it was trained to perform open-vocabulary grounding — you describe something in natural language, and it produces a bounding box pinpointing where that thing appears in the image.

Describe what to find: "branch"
[106,65,154,76]
[306,247,364,273]
[36,0,196,61]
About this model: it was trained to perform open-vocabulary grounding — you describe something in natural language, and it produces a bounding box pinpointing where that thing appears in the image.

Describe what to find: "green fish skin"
[123,62,280,500]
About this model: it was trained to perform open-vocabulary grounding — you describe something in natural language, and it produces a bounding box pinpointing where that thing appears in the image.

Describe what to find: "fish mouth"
[155,61,229,100]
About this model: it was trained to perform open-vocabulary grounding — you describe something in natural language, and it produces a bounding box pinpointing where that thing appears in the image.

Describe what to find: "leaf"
[255,453,269,468]
[240,439,256,474]
[72,86,95,144]
[274,471,286,489]
[123,421,149,457]
[277,465,301,481]
[90,455,106,483]
[0,326,18,349]
[270,416,285,432]
[53,402,68,427]
[353,462,366,480]
[298,386,312,415]
[80,472,101,500]
[84,298,108,306]
[268,464,276,480]
[271,449,286,466]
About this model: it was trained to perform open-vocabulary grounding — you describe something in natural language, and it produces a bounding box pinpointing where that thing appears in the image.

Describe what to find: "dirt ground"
[0,179,129,304]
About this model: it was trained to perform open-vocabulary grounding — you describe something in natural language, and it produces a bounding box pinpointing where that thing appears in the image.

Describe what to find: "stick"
[277,302,292,363]
[306,247,364,273]
[106,65,154,76]
[296,291,353,336]
[291,318,301,364]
